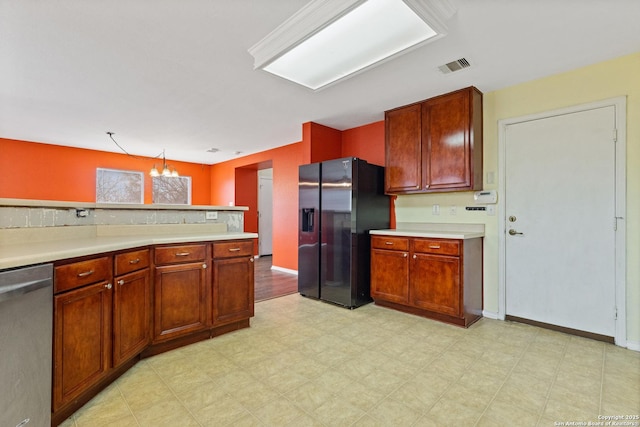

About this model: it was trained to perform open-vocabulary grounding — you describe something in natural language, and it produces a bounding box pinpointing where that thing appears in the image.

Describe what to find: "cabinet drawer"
[213,241,253,258]
[155,244,207,265]
[371,236,409,251]
[55,257,111,293]
[115,249,150,276]
[412,239,460,256]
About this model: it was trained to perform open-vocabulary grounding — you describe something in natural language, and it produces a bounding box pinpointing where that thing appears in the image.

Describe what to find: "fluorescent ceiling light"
[248,0,455,90]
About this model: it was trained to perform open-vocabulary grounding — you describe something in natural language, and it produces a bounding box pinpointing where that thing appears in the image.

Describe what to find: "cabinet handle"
[384,242,394,245]
[77,270,94,278]
[105,283,112,289]
[228,248,241,252]
[129,258,140,264]
[403,253,408,258]
[117,279,125,286]
[425,184,430,189]
[249,258,254,263]
[202,263,207,269]
[175,252,190,257]
[413,254,417,259]
[429,245,441,249]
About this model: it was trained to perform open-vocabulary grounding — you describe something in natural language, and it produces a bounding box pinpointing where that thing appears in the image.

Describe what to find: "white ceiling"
[2,0,639,165]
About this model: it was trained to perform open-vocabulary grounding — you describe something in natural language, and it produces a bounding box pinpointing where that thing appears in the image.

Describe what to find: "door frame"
[258,169,273,256]
[497,96,627,346]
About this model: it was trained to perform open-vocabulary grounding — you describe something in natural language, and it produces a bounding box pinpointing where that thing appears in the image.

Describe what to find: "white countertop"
[0,226,257,270]
[370,229,484,239]
[370,223,485,240]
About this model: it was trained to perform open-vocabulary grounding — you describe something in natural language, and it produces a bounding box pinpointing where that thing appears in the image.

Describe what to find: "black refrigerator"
[298,157,389,308]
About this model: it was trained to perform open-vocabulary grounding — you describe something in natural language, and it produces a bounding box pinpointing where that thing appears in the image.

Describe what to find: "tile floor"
[61,294,639,427]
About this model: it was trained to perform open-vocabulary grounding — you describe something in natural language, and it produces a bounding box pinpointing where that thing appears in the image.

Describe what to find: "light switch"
[486,205,496,216]
[432,204,440,215]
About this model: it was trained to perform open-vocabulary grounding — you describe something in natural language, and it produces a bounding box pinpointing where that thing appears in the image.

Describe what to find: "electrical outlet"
[205,211,218,220]
[449,206,457,216]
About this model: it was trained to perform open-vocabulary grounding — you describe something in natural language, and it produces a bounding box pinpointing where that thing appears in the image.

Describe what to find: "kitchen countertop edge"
[370,229,485,239]
[0,232,258,270]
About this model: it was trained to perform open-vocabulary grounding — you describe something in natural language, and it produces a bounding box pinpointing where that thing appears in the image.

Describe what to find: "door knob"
[508,229,523,236]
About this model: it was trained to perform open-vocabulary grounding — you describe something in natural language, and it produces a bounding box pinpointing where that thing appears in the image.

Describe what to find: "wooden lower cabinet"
[153,260,210,342]
[113,268,151,367]
[371,235,482,327]
[52,239,255,426]
[370,248,409,304]
[213,251,255,326]
[53,279,112,412]
[411,253,460,316]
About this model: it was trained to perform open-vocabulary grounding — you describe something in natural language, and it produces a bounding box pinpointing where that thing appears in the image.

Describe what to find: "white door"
[258,171,273,256]
[504,106,617,337]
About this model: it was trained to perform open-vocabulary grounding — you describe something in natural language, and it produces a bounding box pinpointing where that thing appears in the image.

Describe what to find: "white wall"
[395,52,640,347]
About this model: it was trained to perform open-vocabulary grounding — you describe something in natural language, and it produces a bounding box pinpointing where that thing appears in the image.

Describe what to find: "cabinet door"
[385,103,422,193]
[213,256,254,325]
[422,89,471,190]
[370,249,409,303]
[153,261,209,342]
[410,253,460,316]
[113,269,151,367]
[53,281,112,411]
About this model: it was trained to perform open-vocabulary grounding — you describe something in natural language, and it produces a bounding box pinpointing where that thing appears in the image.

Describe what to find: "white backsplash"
[0,206,244,232]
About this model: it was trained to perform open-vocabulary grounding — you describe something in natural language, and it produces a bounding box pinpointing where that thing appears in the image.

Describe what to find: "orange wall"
[210,121,387,271]
[235,168,258,233]
[210,142,304,270]
[303,122,343,163]
[342,121,385,166]
[2,120,387,271]
[0,138,212,204]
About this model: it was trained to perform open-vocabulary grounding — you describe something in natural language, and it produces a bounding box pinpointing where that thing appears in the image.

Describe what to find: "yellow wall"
[395,52,640,345]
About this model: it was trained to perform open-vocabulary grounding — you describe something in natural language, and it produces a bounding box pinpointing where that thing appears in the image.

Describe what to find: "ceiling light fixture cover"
[248,0,456,90]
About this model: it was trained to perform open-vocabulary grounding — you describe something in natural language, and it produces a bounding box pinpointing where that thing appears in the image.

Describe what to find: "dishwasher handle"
[0,264,53,304]
[0,277,52,303]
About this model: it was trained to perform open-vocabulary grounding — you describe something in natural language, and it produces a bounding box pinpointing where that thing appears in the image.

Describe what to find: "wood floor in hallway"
[254,256,298,302]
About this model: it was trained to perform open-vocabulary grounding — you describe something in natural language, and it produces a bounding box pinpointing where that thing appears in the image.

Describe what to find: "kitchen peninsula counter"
[0,198,256,270]
[0,225,258,270]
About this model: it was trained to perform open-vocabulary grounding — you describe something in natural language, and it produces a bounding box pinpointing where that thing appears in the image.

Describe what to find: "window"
[96,168,144,204]
[152,176,191,205]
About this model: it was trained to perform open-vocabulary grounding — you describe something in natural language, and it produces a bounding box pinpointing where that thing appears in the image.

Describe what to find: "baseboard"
[626,340,640,352]
[271,265,298,275]
[482,310,500,320]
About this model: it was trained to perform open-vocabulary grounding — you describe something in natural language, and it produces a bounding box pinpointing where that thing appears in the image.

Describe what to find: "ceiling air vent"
[438,58,471,74]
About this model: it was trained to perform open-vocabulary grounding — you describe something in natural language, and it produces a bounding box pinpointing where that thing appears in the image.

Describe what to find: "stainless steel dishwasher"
[0,263,53,427]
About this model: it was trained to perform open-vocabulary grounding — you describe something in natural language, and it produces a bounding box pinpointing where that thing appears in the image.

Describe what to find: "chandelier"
[107,132,179,177]
[149,149,179,177]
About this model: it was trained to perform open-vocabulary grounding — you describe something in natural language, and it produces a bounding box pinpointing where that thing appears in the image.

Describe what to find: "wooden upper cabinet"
[385,103,422,193]
[385,86,483,194]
